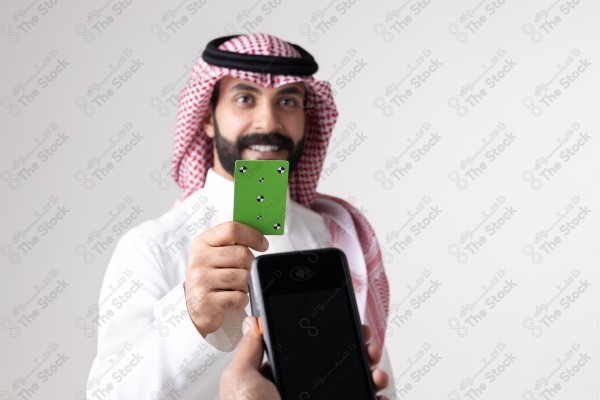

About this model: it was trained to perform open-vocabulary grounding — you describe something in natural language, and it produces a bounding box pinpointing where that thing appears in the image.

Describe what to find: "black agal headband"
[202,35,319,76]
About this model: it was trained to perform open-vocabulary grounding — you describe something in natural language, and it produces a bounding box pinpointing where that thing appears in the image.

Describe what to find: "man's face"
[203,76,308,180]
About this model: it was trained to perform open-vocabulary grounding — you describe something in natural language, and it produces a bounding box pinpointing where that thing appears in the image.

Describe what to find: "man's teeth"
[249,144,279,152]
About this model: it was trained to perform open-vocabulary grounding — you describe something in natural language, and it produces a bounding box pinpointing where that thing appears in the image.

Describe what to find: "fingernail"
[242,316,252,335]
[262,236,269,249]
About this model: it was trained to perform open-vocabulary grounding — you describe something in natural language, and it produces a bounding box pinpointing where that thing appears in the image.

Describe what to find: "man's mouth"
[248,144,281,153]
[243,144,288,160]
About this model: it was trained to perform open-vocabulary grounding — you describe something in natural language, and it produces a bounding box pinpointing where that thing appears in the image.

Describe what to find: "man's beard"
[212,114,305,177]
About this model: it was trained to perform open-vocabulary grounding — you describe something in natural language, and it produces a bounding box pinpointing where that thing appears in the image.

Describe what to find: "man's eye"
[235,95,252,104]
[280,98,297,107]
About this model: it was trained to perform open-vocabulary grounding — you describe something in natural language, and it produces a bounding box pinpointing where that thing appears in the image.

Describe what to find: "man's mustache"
[236,133,294,152]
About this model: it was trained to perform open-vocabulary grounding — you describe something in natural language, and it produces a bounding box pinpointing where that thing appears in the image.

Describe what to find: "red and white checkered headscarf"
[171,33,389,347]
[171,33,337,206]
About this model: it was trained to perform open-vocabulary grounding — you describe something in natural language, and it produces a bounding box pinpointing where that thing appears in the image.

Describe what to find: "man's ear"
[203,107,215,139]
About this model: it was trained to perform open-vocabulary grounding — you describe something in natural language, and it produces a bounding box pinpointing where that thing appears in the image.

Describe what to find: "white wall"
[1,0,599,398]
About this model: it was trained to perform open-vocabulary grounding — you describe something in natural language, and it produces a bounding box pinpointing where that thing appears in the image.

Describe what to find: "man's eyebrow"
[229,83,261,93]
[228,83,304,96]
[276,86,304,96]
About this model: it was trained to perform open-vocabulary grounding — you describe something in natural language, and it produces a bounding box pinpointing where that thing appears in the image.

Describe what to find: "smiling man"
[87,33,392,399]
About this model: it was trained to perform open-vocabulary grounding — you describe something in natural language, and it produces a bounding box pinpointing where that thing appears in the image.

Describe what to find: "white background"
[1,0,599,399]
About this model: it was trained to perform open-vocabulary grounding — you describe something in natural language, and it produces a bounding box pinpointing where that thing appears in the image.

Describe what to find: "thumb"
[231,316,264,370]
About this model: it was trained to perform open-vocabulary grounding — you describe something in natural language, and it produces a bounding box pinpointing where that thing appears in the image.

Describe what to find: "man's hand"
[184,221,269,337]
[220,317,281,400]
[362,324,390,397]
[220,317,390,400]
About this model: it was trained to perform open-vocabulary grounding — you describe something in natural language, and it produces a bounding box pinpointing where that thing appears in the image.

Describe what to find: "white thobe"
[86,168,393,400]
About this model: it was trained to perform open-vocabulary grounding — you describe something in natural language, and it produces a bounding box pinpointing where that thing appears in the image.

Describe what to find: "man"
[86,33,391,399]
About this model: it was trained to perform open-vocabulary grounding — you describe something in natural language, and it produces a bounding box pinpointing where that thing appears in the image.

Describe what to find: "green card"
[233,160,289,235]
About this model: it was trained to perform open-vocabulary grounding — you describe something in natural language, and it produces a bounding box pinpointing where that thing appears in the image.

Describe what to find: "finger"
[203,221,269,252]
[207,245,255,269]
[367,342,382,366]
[229,316,264,370]
[371,367,389,392]
[209,268,250,292]
[185,267,249,295]
[362,324,372,343]
[211,290,249,312]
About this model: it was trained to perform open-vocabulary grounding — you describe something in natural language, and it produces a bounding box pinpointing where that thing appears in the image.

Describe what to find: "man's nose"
[252,101,281,133]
